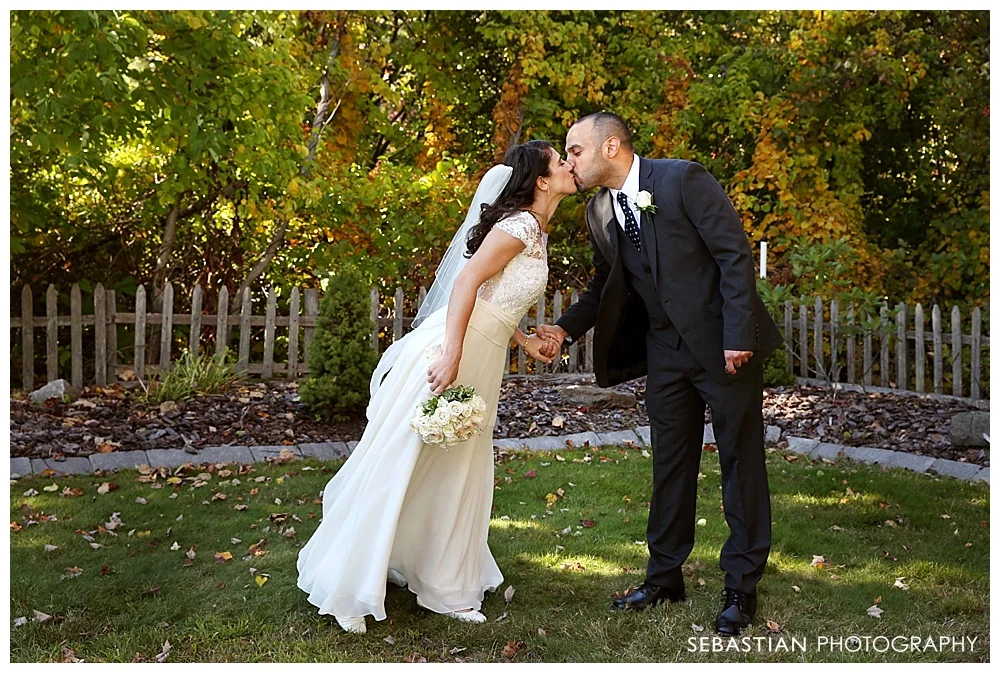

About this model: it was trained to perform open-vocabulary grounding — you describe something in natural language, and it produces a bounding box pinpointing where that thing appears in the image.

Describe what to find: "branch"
[229,219,289,312]
[302,16,348,175]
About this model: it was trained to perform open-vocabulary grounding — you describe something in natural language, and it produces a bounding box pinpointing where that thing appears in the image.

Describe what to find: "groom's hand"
[724,350,753,375]
[536,324,569,349]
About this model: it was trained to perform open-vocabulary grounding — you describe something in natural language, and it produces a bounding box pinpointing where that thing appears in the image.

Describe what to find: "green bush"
[144,349,242,404]
[300,269,380,422]
[762,348,795,388]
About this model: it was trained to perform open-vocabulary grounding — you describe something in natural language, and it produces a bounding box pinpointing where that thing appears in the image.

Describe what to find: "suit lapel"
[591,187,619,261]
[637,156,658,285]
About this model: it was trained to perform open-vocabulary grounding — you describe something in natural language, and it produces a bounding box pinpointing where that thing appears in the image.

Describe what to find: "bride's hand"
[427,351,461,394]
[525,335,557,364]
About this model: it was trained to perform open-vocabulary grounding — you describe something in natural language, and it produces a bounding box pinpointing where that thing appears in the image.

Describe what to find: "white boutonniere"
[636,190,657,215]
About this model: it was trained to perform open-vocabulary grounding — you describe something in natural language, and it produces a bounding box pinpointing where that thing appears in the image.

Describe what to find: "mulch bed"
[10,375,989,467]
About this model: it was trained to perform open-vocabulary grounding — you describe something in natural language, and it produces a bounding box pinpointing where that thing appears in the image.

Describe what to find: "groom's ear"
[605,136,621,159]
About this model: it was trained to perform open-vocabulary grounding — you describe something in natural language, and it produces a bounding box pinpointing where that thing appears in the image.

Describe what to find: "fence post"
[94,284,107,387]
[370,287,379,352]
[304,288,319,359]
[932,304,943,395]
[394,286,404,342]
[262,287,277,379]
[783,299,793,376]
[238,287,252,376]
[134,285,147,381]
[951,306,962,397]
[879,302,890,387]
[215,286,230,359]
[971,306,982,400]
[159,281,174,372]
[70,284,83,388]
[914,304,925,393]
[798,301,808,377]
[107,289,118,383]
[895,303,907,391]
[46,284,58,383]
[846,305,856,384]
[21,285,33,391]
[288,287,300,378]
[190,285,203,358]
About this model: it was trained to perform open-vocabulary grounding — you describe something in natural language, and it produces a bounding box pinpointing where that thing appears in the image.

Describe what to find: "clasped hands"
[534,324,754,375]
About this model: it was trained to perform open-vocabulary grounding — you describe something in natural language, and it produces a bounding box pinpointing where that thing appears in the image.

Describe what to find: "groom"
[538,113,782,636]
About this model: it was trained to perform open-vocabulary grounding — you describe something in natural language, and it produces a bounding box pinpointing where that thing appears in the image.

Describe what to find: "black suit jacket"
[557,156,783,388]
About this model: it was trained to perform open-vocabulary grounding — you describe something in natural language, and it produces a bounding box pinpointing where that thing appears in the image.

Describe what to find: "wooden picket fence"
[10,283,989,401]
[781,297,989,400]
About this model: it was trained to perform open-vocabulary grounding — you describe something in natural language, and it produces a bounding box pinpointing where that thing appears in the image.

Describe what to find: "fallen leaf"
[791,585,801,593]
[893,577,910,591]
[766,619,782,633]
[523,469,536,479]
[170,542,180,551]
[501,641,524,659]
[691,623,705,632]
[43,483,59,492]
[504,585,515,605]
[155,641,172,663]
[43,544,59,553]
[13,616,28,628]
[448,647,466,655]
[581,519,596,528]
[135,497,148,505]
[255,575,268,587]
[538,627,549,637]
[10,522,23,532]
[33,610,52,623]
[61,487,85,498]
[186,546,197,560]
[384,636,395,645]
[23,488,39,497]
[61,645,83,663]
[214,551,233,563]
[552,416,565,428]
[555,454,565,462]
[866,604,884,618]
[141,584,161,595]
[811,555,826,570]
[96,443,116,454]
[62,566,84,579]
[403,652,427,663]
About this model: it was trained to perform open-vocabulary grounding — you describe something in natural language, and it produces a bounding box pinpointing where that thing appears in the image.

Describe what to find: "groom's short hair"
[576,112,633,152]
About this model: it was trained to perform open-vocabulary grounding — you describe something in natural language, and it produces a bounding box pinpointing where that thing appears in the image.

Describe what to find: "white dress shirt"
[610,153,641,233]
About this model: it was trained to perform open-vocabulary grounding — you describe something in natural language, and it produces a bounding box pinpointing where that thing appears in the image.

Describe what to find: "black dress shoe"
[611,581,686,611]
[715,588,757,636]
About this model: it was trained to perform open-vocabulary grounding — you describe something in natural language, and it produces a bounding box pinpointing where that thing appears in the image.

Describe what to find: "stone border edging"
[10,425,989,485]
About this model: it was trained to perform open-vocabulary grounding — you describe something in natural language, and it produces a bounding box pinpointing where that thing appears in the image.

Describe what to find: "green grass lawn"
[10,444,989,662]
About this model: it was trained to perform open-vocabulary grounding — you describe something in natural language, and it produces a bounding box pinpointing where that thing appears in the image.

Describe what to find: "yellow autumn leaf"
[255,575,268,588]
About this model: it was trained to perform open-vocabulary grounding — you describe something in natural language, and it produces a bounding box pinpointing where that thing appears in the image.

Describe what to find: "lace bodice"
[476,210,548,321]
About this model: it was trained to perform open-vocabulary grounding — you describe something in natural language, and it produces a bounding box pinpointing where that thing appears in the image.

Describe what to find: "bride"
[296,140,577,634]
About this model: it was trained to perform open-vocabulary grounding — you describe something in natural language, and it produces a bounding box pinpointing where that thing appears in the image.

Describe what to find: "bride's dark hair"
[465,139,554,258]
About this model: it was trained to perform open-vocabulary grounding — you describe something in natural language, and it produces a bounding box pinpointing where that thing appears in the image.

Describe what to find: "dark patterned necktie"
[617,191,641,252]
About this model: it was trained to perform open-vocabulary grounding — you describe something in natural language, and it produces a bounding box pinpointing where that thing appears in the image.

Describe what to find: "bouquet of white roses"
[410,384,487,448]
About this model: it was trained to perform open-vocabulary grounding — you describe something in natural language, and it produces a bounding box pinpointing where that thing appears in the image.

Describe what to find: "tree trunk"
[232,16,348,303]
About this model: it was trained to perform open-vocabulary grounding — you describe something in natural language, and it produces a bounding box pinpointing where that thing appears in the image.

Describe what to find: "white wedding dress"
[296,210,548,621]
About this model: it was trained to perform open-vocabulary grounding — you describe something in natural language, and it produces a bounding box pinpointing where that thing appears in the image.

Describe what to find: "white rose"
[433,406,451,425]
[473,396,487,413]
[448,401,465,417]
[471,411,486,424]
[424,344,443,362]
[636,190,653,210]
[461,404,474,418]
[424,429,444,444]
[443,424,457,439]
